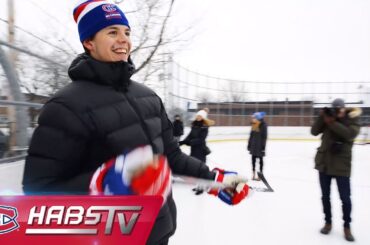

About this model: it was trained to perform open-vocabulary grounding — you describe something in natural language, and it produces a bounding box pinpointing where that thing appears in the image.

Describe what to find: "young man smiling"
[83,25,131,62]
[22,1,249,244]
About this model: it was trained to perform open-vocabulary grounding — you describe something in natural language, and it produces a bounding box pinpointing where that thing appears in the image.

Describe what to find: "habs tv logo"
[25,205,141,235]
[0,205,19,234]
[0,196,162,244]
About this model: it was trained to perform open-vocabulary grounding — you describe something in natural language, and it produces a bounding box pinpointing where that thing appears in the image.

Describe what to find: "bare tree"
[129,0,175,72]
[17,54,69,97]
[222,80,249,102]
[197,92,213,103]
[125,0,179,98]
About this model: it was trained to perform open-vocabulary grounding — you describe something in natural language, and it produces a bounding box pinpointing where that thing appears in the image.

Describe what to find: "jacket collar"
[68,53,136,91]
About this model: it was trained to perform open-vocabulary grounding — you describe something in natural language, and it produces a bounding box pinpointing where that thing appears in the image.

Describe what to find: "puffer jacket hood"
[68,53,136,92]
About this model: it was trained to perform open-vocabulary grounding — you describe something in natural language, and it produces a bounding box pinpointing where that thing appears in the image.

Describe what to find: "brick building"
[193,101,369,126]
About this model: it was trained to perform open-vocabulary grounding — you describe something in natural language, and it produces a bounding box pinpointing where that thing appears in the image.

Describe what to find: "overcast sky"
[173,0,370,83]
[1,0,370,84]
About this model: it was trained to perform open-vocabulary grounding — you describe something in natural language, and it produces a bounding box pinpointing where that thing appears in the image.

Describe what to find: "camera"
[322,107,338,117]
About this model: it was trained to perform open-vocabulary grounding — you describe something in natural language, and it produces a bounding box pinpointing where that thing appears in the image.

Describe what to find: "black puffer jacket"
[22,54,215,244]
[181,120,209,162]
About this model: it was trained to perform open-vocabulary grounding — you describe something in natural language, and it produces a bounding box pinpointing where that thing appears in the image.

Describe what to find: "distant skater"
[247,112,267,180]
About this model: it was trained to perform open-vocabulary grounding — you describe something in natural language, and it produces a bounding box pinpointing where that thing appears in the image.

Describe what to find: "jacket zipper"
[121,91,156,151]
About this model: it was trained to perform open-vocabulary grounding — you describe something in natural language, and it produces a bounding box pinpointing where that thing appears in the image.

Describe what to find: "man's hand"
[208,168,249,205]
[89,145,171,205]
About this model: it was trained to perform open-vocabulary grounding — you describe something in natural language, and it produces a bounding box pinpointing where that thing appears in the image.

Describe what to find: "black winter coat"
[172,119,184,137]
[182,121,209,162]
[22,54,215,244]
[248,120,267,157]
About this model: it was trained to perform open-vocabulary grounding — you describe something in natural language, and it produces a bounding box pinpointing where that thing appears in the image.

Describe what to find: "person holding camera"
[311,98,362,242]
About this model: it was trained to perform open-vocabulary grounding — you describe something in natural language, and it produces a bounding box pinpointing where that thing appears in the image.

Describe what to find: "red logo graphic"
[0,196,162,245]
[0,205,19,234]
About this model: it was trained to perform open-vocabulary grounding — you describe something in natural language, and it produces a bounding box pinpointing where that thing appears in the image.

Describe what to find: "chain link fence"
[166,61,370,127]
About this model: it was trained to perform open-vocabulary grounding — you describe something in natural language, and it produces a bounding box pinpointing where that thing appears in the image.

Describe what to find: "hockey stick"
[257,172,274,192]
[173,175,274,192]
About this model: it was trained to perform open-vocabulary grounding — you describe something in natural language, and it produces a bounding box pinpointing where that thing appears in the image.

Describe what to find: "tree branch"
[134,0,175,74]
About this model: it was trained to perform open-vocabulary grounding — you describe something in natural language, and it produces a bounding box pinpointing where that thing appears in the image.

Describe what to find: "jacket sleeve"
[311,116,325,136]
[328,118,360,141]
[182,129,192,145]
[22,101,93,194]
[158,99,215,180]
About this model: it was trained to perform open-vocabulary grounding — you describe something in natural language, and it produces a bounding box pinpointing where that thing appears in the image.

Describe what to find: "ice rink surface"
[0,127,369,245]
[172,140,370,245]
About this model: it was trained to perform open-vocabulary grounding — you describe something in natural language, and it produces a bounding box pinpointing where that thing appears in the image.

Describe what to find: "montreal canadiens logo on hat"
[102,4,122,20]
[102,4,117,12]
[0,205,19,234]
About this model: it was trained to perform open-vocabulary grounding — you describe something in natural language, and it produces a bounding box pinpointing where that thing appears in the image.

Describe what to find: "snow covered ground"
[0,127,369,244]
[172,139,370,245]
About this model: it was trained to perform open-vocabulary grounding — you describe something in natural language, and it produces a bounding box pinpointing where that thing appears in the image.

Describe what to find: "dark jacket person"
[311,98,361,242]
[172,115,184,142]
[180,110,214,162]
[247,112,267,180]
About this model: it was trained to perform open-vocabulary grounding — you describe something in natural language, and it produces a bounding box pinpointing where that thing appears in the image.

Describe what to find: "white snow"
[172,136,370,245]
[0,127,369,244]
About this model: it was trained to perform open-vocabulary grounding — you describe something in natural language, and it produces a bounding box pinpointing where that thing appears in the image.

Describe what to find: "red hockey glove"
[89,145,172,205]
[208,168,249,205]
